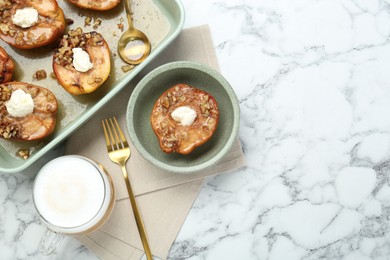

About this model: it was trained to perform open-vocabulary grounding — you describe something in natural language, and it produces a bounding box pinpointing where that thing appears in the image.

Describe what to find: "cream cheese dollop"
[12,7,39,28]
[72,48,93,72]
[171,106,197,126]
[6,89,34,117]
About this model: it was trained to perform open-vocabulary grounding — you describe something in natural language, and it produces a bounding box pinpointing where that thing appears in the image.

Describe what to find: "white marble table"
[2,0,390,259]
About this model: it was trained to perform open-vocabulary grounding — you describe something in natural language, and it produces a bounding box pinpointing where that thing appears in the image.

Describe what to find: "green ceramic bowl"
[126,61,240,174]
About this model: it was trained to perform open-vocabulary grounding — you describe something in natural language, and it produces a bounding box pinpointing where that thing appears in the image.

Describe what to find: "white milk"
[33,156,113,234]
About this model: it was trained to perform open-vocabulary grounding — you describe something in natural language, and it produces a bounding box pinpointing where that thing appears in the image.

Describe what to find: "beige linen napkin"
[65,25,246,260]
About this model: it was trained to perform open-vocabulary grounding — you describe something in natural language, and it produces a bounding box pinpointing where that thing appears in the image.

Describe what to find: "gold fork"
[102,117,153,260]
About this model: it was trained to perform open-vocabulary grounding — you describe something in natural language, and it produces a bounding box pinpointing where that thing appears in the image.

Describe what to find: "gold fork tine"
[109,118,122,150]
[102,119,113,152]
[113,117,129,148]
[105,119,119,151]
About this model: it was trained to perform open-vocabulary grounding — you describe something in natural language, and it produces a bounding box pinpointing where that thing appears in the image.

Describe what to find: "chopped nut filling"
[0,0,18,40]
[0,84,20,138]
[151,84,219,154]
[53,27,104,71]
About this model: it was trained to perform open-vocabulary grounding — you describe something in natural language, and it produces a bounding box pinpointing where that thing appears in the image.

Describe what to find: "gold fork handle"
[120,164,153,260]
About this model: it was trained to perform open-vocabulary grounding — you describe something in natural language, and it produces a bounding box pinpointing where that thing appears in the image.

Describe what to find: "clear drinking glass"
[32,155,115,255]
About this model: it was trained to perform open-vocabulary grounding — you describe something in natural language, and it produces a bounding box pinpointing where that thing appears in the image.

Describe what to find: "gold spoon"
[118,0,151,65]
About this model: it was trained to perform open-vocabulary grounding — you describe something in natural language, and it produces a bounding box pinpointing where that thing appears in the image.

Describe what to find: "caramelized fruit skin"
[0,0,66,49]
[0,82,58,141]
[150,84,219,154]
[53,29,111,95]
[66,0,120,11]
[0,47,14,83]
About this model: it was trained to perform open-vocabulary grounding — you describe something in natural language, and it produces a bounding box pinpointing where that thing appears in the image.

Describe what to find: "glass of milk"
[32,155,115,255]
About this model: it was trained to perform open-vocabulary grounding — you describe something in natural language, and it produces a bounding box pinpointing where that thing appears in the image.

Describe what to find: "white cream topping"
[171,106,197,126]
[72,48,94,72]
[6,89,34,117]
[12,7,39,28]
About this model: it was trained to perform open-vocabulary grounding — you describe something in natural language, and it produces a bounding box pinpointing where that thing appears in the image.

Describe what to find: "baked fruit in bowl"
[0,0,66,49]
[127,61,240,174]
[150,84,220,155]
[52,27,111,95]
[0,82,58,140]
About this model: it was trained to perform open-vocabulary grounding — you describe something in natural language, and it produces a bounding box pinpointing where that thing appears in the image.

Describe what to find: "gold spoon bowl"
[118,0,151,65]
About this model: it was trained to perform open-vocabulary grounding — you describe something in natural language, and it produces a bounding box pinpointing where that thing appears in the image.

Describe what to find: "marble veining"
[2,0,390,259]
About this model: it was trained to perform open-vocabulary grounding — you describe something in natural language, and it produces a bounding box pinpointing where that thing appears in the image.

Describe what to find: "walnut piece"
[16,149,30,160]
[33,69,47,80]
[93,18,102,29]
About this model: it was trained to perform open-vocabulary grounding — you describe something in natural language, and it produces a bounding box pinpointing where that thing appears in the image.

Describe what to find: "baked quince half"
[53,28,111,95]
[151,84,220,154]
[0,0,66,49]
[0,46,14,83]
[0,82,58,140]
[66,0,120,11]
